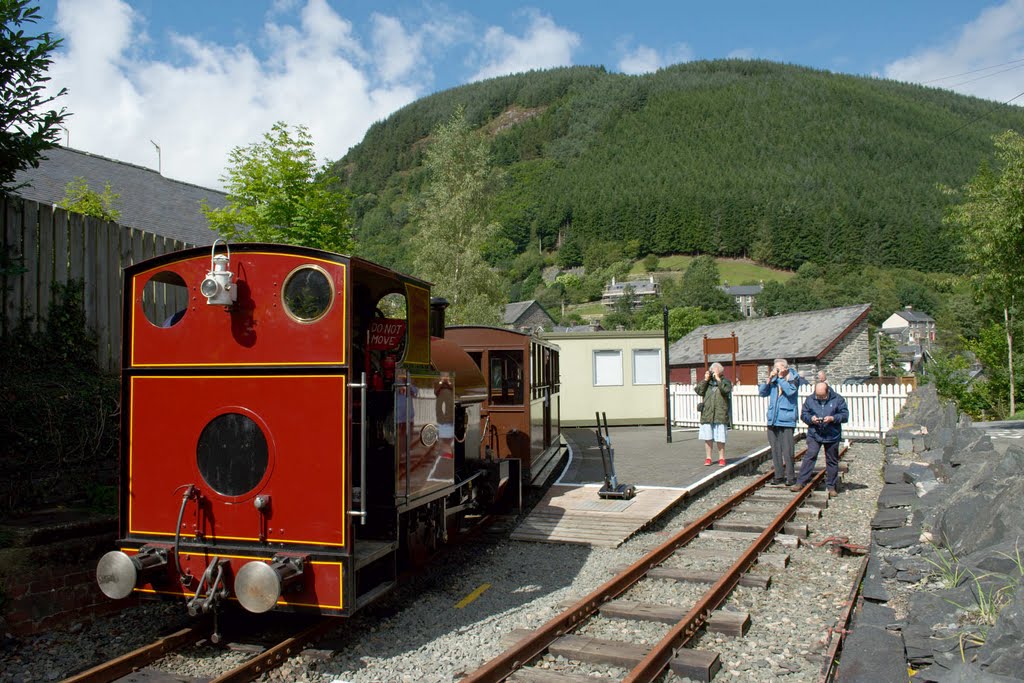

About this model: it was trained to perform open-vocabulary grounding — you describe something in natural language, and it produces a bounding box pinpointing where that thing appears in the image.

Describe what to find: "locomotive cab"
[98,243,515,620]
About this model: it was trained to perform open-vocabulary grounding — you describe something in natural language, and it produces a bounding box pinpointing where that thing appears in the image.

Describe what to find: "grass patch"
[567,301,607,317]
[629,254,795,284]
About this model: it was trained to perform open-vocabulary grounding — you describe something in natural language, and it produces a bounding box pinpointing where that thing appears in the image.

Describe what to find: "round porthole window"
[196,413,269,497]
[282,265,333,322]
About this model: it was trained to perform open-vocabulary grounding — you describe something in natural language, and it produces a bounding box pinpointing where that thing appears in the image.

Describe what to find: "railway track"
[60,616,334,683]
[462,444,851,683]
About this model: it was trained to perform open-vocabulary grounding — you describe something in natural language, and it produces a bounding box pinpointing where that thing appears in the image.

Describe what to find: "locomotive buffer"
[595,412,636,500]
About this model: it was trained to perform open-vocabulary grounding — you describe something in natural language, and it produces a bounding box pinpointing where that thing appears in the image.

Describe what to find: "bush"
[0,280,119,515]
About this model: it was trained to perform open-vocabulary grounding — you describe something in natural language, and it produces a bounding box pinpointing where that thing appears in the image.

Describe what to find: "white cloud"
[370,12,462,84]
[46,0,427,188]
[884,0,1024,101]
[372,14,421,83]
[470,11,580,82]
[619,46,661,75]
[616,40,693,75]
[727,47,756,60]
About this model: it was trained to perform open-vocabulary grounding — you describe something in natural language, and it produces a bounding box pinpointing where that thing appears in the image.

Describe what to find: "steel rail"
[61,621,208,683]
[624,443,849,683]
[461,447,808,683]
[818,553,870,682]
[208,618,335,683]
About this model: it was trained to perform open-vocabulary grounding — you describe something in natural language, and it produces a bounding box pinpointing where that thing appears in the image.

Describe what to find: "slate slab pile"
[837,384,1024,682]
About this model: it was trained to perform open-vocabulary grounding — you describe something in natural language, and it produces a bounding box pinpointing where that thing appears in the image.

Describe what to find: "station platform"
[510,425,771,547]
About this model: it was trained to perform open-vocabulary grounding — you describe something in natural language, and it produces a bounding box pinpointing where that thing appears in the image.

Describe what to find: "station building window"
[632,348,662,385]
[593,350,623,386]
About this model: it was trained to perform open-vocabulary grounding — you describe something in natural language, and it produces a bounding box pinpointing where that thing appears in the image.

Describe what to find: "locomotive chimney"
[430,297,449,338]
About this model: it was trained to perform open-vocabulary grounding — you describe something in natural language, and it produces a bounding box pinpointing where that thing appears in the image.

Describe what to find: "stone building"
[601,275,659,308]
[667,304,871,385]
[503,300,556,333]
[721,282,764,317]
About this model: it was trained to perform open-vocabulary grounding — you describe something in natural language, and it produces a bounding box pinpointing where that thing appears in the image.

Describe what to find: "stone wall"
[517,305,555,331]
[0,511,125,636]
[839,385,1024,680]
[816,319,869,383]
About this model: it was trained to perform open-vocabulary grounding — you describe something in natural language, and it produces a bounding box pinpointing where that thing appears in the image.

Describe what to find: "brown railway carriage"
[444,327,562,484]
[97,243,511,622]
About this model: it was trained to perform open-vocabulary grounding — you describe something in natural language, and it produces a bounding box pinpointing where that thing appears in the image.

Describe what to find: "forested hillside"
[331,60,1024,274]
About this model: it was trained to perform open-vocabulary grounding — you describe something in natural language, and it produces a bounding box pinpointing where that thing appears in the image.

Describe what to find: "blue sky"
[31,0,1024,187]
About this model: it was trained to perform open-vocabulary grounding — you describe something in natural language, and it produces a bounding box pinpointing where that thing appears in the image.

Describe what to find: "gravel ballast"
[0,441,883,682]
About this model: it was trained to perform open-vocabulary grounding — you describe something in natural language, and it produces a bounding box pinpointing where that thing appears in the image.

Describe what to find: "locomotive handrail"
[349,373,368,526]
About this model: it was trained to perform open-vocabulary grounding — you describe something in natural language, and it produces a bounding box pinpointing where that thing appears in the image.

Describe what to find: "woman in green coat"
[695,362,732,466]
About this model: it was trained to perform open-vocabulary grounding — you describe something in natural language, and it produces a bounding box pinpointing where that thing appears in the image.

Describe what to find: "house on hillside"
[503,300,556,333]
[882,305,936,347]
[721,282,763,317]
[601,275,659,308]
[668,304,872,385]
[542,330,666,426]
[11,146,228,245]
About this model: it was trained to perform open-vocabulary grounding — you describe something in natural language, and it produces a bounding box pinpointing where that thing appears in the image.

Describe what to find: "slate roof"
[891,308,935,324]
[11,146,228,246]
[503,300,537,325]
[604,279,658,295]
[722,284,763,296]
[668,303,871,365]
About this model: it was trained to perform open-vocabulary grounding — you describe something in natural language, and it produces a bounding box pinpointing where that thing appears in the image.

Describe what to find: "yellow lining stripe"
[127,374,346,546]
[130,254,347,367]
[125,551,344,609]
[454,583,491,609]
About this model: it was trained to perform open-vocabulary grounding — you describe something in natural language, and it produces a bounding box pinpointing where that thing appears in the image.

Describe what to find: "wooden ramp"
[510,484,685,548]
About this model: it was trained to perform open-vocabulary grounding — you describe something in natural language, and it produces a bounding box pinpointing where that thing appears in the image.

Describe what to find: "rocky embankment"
[840,385,1024,682]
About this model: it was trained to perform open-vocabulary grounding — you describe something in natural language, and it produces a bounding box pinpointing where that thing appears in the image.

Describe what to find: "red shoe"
[719,459,726,467]
[704,458,712,466]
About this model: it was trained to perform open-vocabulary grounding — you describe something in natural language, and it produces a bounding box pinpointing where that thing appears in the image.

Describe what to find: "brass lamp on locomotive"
[96,242,515,620]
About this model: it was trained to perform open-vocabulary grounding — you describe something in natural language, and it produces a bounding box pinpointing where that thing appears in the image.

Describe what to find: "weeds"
[996,539,1024,578]
[924,546,970,589]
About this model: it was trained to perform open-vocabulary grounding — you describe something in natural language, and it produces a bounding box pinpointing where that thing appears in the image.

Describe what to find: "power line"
[921,57,1024,84]
[946,63,1024,89]
[932,87,1024,146]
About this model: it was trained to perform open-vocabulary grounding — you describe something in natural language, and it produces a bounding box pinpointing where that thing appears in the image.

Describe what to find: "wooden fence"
[670,382,913,439]
[1,196,192,371]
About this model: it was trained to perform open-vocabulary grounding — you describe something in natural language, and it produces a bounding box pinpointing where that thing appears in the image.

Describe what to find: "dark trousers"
[796,438,840,489]
[767,426,795,483]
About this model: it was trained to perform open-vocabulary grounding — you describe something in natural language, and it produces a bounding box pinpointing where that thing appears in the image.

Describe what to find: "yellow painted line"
[454,583,491,609]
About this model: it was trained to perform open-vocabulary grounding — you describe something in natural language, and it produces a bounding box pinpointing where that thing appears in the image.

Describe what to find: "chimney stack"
[430,297,449,338]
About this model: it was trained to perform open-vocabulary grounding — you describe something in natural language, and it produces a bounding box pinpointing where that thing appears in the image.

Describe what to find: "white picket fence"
[670,383,913,439]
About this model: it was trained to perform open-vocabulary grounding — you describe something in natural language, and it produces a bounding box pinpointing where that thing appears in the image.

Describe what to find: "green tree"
[945,131,1024,414]
[203,122,352,252]
[1,0,67,192]
[412,108,505,325]
[869,330,903,377]
[638,305,719,343]
[679,255,735,314]
[58,177,121,221]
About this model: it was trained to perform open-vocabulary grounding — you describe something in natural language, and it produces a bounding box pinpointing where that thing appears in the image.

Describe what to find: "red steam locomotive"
[95,242,532,621]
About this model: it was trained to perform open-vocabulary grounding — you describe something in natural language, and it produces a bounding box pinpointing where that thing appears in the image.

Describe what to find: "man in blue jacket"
[792,382,849,496]
[758,359,800,487]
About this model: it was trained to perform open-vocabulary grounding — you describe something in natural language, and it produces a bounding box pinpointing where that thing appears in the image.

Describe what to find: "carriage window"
[489,351,523,405]
[142,271,188,328]
[283,265,333,322]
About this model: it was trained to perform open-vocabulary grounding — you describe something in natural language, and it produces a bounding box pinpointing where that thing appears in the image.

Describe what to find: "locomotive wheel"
[401,502,444,568]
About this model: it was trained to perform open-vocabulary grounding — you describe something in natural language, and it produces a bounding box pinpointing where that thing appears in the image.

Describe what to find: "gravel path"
[0,441,883,682]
